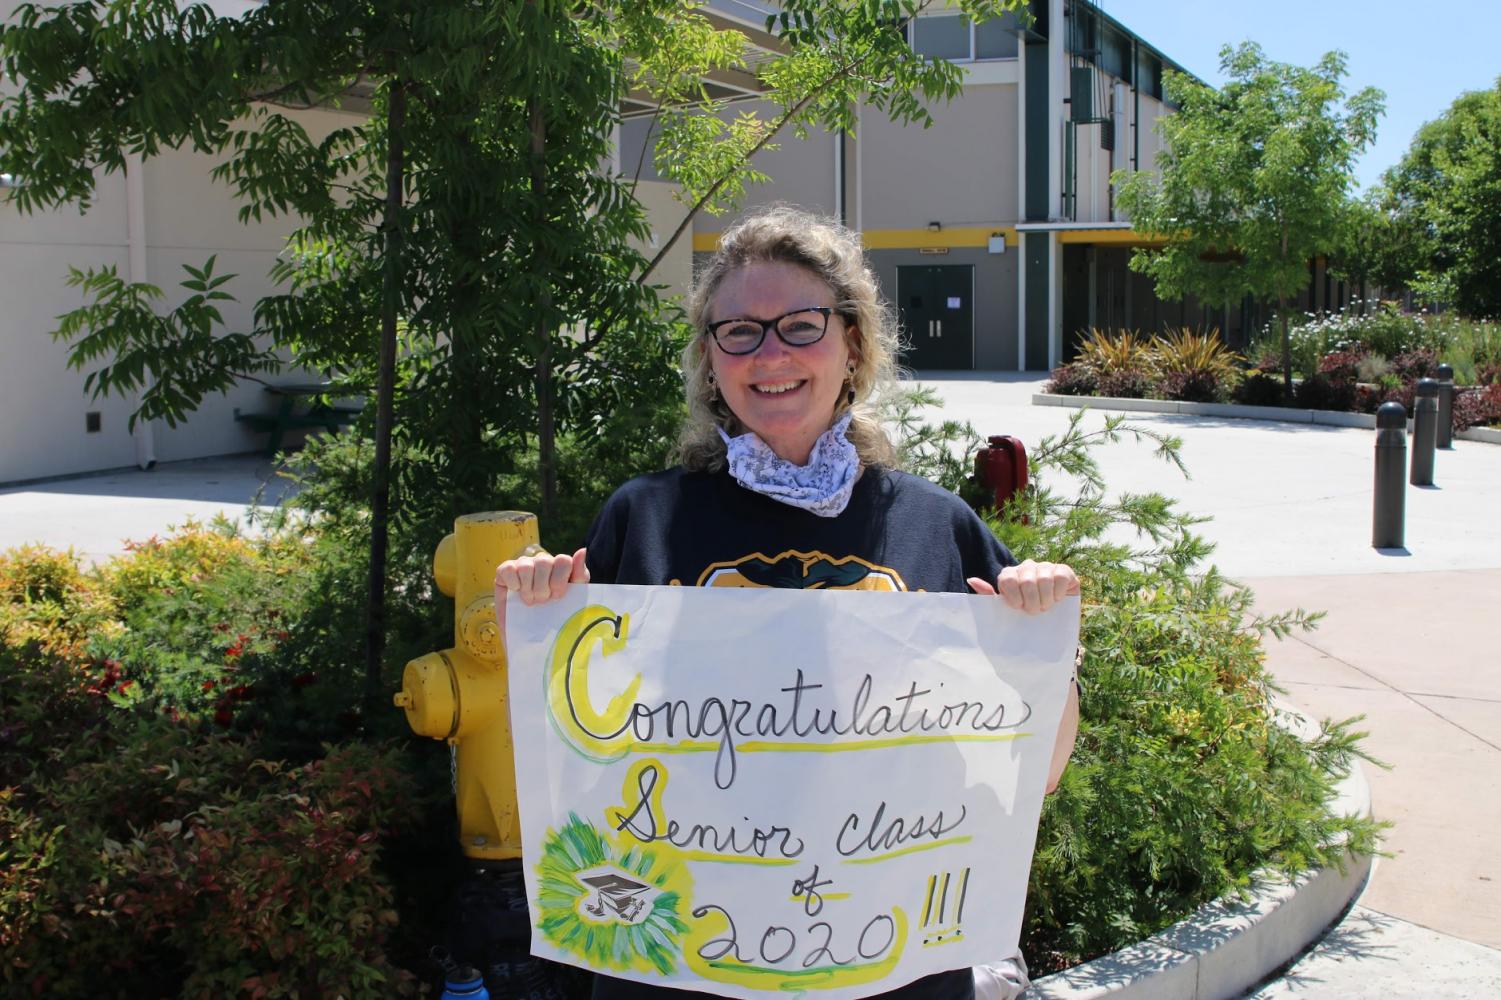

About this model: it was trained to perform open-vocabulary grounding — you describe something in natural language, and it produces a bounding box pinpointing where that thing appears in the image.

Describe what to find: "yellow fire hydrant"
[392,511,539,860]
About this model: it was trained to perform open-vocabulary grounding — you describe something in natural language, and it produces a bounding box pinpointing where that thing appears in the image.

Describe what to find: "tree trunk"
[365,80,406,716]
[1278,292,1293,401]
[528,98,557,525]
[1278,221,1294,402]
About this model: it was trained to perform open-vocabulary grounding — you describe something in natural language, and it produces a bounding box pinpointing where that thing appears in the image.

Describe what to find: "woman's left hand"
[967,559,1080,614]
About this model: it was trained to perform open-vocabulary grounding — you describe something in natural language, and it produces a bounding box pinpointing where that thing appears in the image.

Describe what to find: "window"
[910,12,1021,62]
[974,15,1020,59]
[913,14,971,61]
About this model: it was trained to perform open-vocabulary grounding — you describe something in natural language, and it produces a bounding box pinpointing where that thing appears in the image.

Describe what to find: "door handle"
[935,319,943,338]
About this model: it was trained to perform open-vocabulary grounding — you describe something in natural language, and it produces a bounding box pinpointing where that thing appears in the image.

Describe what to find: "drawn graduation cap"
[581,873,652,921]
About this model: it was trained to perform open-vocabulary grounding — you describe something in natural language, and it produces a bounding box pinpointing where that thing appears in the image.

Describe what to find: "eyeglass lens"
[712,308,830,355]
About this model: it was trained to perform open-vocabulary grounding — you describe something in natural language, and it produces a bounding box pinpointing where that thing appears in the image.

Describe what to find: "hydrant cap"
[396,652,458,740]
[433,533,457,598]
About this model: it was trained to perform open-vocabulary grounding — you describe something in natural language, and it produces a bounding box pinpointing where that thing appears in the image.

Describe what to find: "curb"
[1024,706,1373,1000]
[1032,393,1501,443]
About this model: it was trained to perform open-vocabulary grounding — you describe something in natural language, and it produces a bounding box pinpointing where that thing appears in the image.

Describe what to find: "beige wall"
[861,85,1019,229]
[631,179,694,305]
[1134,92,1171,176]
[687,100,839,232]
[1,105,361,483]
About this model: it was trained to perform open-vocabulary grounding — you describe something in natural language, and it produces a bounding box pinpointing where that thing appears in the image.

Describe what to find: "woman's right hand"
[493,547,590,634]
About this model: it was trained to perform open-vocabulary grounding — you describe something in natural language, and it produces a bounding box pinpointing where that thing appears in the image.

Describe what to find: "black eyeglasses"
[705,306,839,355]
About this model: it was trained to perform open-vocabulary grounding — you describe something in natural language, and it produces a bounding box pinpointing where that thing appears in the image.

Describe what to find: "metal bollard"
[1435,363,1454,449]
[1373,401,1407,549]
[1410,378,1439,486]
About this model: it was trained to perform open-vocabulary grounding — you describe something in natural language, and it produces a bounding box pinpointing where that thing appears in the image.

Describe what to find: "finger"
[494,560,522,595]
[512,559,539,605]
[527,558,557,606]
[1051,566,1077,604]
[966,576,997,596]
[546,554,573,602]
[570,548,591,584]
[1015,560,1043,614]
[996,566,1024,608]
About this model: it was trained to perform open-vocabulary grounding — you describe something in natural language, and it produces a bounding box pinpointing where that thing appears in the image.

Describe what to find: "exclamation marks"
[920,867,970,947]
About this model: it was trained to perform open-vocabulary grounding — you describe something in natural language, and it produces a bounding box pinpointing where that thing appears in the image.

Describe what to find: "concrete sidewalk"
[0,454,297,564]
[1237,570,1501,996]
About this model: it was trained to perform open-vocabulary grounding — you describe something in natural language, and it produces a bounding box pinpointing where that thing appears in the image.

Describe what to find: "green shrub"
[1073,328,1158,376]
[995,413,1383,972]
[1254,305,1501,383]
[1154,328,1243,380]
[0,544,120,660]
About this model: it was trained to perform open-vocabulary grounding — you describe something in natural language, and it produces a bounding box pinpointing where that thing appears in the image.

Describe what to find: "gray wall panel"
[862,86,1019,229]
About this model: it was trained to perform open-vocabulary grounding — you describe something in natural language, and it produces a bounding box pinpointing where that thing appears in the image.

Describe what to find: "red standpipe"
[974,435,1029,518]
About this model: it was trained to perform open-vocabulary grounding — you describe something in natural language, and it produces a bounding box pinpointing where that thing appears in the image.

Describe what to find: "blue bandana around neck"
[717,410,859,517]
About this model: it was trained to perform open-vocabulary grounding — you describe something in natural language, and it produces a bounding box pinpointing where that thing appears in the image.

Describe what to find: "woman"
[496,205,1080,1000]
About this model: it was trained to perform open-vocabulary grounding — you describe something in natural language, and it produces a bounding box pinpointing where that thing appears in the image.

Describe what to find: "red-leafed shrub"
[1295,374,1357,411]
[1233,371,1287,406]
[1317,350,1364,383]
[1158,369,1226,403]
[0,645,424,998]
[1390,349,1438,383]
[1382,382,1418,415]
[1047,362,1099,396]
[1096,369,1157,399]
[1453,384,1501,432]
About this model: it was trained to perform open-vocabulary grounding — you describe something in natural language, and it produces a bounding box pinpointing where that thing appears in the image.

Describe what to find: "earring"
[707,370,719,402]
[845,362,857,406]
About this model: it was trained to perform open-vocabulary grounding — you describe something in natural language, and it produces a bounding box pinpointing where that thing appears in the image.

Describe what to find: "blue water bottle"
[440,965,489,1000]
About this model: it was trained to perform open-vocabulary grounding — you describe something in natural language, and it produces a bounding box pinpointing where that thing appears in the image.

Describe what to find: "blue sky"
[1099,0,1500,192]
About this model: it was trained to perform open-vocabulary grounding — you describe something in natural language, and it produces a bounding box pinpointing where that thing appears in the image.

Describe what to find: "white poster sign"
[508,585,1078,998]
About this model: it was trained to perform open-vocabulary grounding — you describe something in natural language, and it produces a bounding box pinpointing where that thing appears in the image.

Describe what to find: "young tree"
[1327,194,1426,310]
[1381,78,1501,319]
[2,0,1025,709]
[1113,43,1383,395]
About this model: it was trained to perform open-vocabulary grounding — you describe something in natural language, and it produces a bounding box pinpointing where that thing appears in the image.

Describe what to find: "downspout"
[1131,38,1140,171]
[834,126,846,227]
[124,151,156,470]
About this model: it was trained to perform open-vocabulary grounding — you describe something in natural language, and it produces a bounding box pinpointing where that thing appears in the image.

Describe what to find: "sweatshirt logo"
[695,550,906,591]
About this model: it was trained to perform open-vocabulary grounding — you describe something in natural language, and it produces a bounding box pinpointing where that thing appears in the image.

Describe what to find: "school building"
[3,0,1360,483]
[646,0,1355,373]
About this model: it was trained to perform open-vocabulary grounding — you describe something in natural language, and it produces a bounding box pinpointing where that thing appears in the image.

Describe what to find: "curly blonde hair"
[678,204,901,472]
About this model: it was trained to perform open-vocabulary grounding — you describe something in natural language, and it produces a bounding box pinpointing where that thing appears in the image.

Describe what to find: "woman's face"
[706,260,856,466]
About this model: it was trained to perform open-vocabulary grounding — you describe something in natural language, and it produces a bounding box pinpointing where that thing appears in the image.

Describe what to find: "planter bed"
[1033,393,1501,444]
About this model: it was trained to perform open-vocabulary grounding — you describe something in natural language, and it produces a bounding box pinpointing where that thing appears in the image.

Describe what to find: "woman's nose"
[753,328,793,361]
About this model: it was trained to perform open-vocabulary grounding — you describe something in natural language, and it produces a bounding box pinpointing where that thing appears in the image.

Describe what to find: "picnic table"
[234,382,363,457]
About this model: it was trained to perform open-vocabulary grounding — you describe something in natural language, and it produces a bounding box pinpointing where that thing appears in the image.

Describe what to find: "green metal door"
[897,265,974,370]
